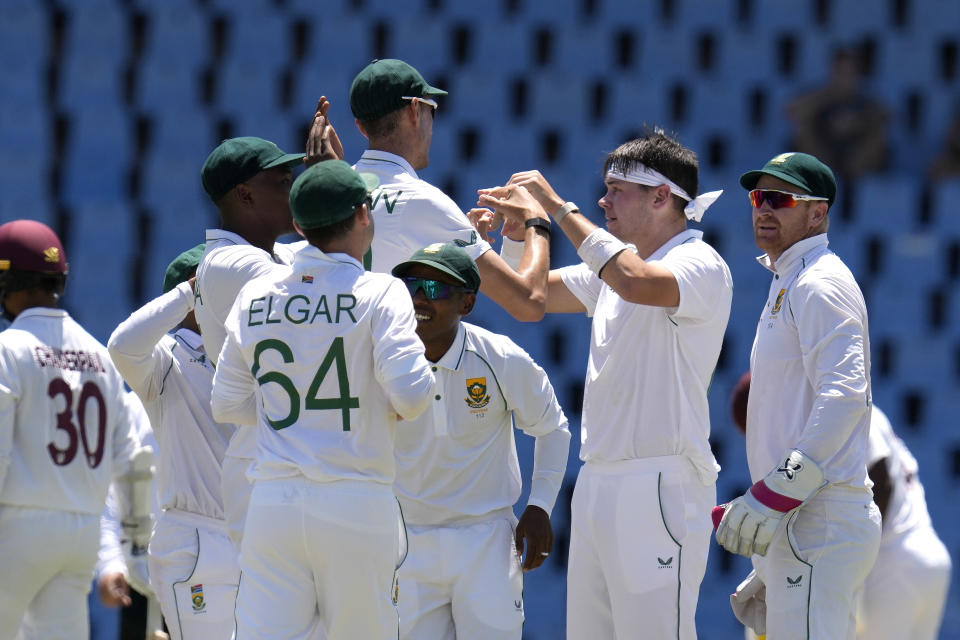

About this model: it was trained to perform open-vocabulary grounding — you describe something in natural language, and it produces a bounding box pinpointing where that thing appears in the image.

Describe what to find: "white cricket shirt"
[867,406,931,539]
[353,150,492,273]
[394,322,570,526]
[558,229,731,484]
[108,281,233,519]
[211,244,435,485]
[195,229,295,463]
[747,234,872,488]
[0,308,140,515]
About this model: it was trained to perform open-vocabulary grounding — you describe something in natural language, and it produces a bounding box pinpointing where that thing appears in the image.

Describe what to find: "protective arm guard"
[119,445,155,553]
[714,449,826,557]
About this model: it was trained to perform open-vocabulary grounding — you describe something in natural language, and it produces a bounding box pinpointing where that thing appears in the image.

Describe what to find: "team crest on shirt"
[191,584,206,612]
[465,377,490,410]
[770,288,786,315]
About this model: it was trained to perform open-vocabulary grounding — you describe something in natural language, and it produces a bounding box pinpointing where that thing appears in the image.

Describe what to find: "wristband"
[553,201,579,223]
[524,217,552,236]
[577,228,628,276]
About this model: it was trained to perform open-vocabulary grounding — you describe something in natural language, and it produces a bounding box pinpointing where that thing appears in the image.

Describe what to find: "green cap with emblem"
[391,242,481,292]
[201,137,305,203]
[350,58,448,122]
[739,152,837,206]
[162,243,205,294]
[289,160,379,230]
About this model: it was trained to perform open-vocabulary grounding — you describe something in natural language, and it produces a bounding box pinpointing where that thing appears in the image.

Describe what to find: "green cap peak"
[201,137,305,203]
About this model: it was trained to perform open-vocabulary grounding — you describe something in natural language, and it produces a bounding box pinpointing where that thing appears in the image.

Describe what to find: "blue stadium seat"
[142,3,208,65]
[62,107,132,205]
[847,175,920,234]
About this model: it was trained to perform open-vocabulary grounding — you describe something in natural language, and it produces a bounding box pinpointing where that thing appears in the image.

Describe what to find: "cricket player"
[108,245,238,639]
[211,160,436,639]
[348,58,551,320]
[727,375,951,640]
[0,219,145,639]
[714,152,881,639]
[390,243,571,639]
[194,130,333,548]
[479,130,732,639]
[858,405,951,640]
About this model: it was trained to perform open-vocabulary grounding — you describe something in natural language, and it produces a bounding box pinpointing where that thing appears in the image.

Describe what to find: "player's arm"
[370,280,435,420]
[211,328,259,425]
[97,484,132,607]
[108,280,195,402]
[503,346,572,571]
[469,185,551,321]
[791,276,871,468]
[483,171,679,307]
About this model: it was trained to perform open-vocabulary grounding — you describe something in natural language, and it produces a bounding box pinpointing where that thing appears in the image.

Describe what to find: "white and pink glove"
[713,449,826,557]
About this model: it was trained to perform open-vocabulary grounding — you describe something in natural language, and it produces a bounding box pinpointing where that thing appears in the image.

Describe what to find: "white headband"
[606,165,722,222]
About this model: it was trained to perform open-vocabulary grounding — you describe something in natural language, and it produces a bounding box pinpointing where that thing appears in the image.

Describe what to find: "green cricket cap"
[289,160,379,230]
[201,137,305,202]
[349,58,448,122]
[739,152,837,206]
[391,242,481,292]
[162,243,205,294]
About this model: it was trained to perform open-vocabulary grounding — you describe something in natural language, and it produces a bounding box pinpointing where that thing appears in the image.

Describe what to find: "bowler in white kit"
[480,130,732,639]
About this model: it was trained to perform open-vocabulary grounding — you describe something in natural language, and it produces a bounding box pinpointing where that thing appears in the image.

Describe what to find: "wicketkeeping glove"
[730,569,766,635]
[714,449,826,557]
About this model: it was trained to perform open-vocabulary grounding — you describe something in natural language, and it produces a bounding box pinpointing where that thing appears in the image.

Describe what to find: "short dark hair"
[359,109,404,140]
[301,205,361,246]
[603,127,699,212]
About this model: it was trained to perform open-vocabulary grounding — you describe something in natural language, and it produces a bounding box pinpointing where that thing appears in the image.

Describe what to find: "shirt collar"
[204,228,249,248]
[756,233,829,274]
[357,149,418,179]
[648,228,704,261]
[204,228,291,264]
[293,243,364,272]
[172,327,204,353]
[13,307,67,322]
[434,323,467,371]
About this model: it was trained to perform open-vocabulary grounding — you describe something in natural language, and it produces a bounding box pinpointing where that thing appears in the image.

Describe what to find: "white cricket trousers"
[221,454,254,550]
[566,456,715,640]
[147,508,239,640]
[0,505,99,640]
[753,488,881,640]
[857,524,951,640]
[399,512,523,640]
[235,477,400,640]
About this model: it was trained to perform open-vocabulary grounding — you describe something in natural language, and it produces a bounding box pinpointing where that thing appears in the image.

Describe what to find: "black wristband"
[524,217,552,236]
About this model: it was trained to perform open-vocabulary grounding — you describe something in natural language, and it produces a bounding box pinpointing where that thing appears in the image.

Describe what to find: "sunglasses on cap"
[402,276,469,300]
[401,96,438,113]
[748,189,829,209]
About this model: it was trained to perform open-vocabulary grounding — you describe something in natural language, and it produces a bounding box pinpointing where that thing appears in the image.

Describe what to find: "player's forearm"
[108,282,194,395]
[527,427,571,516]
[384,364,435,421]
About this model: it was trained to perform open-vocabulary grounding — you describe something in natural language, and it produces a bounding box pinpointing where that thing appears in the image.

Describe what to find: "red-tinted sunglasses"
[748,189,828,209]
